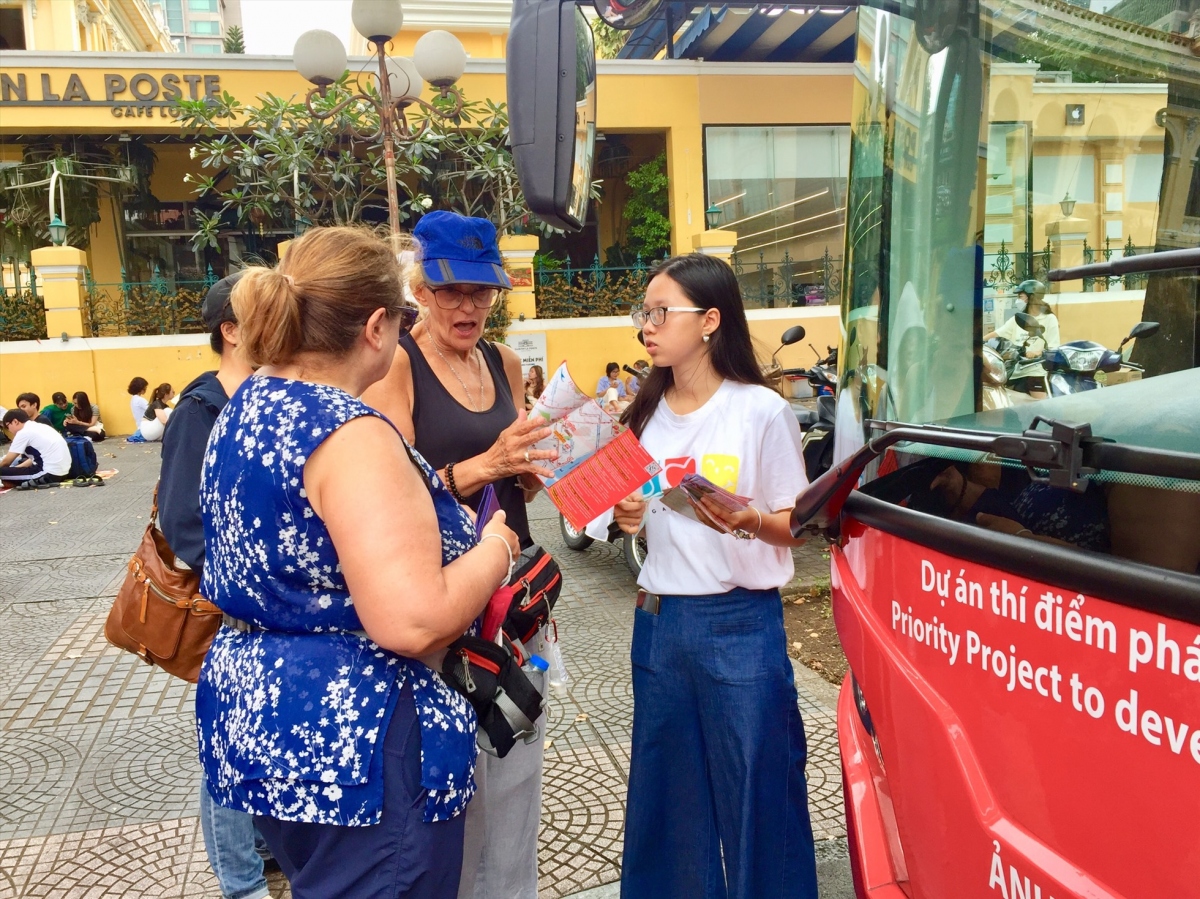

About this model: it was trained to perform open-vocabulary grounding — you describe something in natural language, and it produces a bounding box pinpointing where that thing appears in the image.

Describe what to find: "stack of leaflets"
[529,362,661,530]
[660,474,752,534]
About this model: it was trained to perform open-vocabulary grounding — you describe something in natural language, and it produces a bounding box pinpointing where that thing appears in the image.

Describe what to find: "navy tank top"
[400,333,532,547]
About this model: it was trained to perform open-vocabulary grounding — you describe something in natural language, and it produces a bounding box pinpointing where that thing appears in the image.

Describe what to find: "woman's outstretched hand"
[484,411,557,480]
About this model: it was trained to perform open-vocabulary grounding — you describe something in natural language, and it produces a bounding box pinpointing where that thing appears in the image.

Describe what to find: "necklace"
[429,334,485,412]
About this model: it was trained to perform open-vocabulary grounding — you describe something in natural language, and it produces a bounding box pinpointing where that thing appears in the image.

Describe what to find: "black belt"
[636,590,661,615]
[222,614,367,638]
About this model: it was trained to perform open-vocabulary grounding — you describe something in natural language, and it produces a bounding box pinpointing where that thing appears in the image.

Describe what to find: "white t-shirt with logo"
[636,380,808,596]
[10,420,72,476]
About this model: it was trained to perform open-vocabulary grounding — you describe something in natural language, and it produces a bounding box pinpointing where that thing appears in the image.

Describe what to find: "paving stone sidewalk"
[0,441,845,898]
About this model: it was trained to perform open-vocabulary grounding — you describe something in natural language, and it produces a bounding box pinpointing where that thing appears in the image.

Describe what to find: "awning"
[618,3,859,63]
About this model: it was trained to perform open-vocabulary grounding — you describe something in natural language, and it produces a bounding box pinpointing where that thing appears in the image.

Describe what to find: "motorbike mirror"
[1129,321,1160,341]
[781,325,806,346]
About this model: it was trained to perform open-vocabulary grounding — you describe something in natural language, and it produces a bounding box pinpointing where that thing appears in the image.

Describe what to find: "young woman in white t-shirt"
[613,254,818,899]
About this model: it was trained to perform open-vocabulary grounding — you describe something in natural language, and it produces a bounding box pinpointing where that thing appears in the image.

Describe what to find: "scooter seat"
[794,409,819,429]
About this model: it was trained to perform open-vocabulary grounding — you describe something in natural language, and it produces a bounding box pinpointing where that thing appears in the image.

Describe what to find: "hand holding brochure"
[529,362,660,529]
[660,474,752,534]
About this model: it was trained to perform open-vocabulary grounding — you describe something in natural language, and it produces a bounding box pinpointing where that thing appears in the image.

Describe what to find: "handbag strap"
[150,482,160,527]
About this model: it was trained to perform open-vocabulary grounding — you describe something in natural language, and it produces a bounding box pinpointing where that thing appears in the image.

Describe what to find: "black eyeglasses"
[431,286,501,310]
[397,304,419,341]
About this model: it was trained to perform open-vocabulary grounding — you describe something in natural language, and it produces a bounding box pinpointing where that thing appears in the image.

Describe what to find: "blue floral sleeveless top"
[195,376,479,826]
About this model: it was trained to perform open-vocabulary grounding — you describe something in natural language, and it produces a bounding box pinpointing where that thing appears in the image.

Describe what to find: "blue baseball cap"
[413,211,512,290]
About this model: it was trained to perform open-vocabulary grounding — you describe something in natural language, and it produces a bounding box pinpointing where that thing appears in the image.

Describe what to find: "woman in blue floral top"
[196,227,520,899]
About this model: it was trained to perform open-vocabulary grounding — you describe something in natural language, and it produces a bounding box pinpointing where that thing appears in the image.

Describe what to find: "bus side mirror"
[594,0,662,29]
[508,0,597,232]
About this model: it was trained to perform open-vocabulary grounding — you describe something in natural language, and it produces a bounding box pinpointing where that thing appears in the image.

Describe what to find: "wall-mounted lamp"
[705,203,722,229]
[1059,193,1076,218]
[48,214,67,246]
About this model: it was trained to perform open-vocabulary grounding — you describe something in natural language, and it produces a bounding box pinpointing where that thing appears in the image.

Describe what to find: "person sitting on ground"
[524,364,545,411]
[128,377,149,431]
[627,360,649,396]
[0,409,73,488]
[39,392,73,433]
[157,271,273,899]
[15,393,54,427]
[63,391,106,442]
[136,383,174,442]
[595,362,627,402]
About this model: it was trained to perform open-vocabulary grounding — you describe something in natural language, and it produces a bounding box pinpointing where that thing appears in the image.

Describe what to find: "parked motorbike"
[560,514,647,578]
[1043,320,1160,396]
[763,325,806,396]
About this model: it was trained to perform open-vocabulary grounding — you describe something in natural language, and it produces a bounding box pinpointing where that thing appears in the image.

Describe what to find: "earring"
[702,333,710,344]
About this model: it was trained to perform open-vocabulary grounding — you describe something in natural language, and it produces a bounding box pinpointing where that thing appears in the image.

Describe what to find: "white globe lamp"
[293,30,348,87]
[351,0,404,44]
[413,30,467,88]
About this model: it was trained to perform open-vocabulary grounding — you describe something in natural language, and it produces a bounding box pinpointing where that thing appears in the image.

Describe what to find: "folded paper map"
[530,362,660,529]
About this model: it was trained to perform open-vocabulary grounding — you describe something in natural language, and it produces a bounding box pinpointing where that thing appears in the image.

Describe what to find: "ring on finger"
[524,451,530,463]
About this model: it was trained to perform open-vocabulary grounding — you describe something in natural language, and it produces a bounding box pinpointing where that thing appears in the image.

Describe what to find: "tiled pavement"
[0,441,845,898]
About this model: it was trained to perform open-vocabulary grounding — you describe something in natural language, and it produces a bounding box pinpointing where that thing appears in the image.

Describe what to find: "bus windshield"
[839,0,1200,462]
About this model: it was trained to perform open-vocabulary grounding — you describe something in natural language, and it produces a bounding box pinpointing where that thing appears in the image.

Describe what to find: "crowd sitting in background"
[626,359,649,396]
[15,393,53,427]
[64,391,106,441]
[40,392,73,432]
[128,383,174,442]
[128,377,149,430]
[1,409,72,489]
[524,363,545,411]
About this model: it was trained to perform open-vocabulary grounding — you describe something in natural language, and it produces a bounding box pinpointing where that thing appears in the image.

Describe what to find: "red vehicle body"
[833,527,1200,898]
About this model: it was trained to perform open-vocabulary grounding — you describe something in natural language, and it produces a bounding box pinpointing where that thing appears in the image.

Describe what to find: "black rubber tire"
[560,514,594,550]
[623,526,648,578]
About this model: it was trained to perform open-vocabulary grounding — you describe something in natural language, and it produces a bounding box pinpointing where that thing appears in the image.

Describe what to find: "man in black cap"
[157,271,271,899]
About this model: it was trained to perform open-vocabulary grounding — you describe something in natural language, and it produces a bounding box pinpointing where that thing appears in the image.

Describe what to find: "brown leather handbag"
[103,486,222,682]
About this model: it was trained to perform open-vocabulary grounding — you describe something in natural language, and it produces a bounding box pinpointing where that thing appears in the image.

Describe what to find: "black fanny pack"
[442,631,545,758]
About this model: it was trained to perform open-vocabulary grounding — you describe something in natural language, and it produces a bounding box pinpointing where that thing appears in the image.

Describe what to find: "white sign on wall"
[506,331,548,377]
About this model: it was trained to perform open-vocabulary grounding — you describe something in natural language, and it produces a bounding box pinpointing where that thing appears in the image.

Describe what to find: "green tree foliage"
[621,152,671,260]
[223,25,245,54]
[177,85,545,251]
[589,15,628,59]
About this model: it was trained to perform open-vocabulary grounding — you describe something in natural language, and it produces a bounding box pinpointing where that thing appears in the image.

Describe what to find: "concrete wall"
[0,307,840,434]
[1,334,217,436]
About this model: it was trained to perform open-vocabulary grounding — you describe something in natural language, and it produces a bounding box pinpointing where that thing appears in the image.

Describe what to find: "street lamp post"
[292,0,467,247]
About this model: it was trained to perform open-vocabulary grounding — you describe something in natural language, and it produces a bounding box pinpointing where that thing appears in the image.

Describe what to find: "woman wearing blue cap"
[364,210,556,899]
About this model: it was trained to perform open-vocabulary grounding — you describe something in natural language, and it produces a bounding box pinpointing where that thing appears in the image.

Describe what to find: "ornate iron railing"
[84,266,216,337]
[731,247,843,309]
[533,256,650,319]
[0,268,45,341]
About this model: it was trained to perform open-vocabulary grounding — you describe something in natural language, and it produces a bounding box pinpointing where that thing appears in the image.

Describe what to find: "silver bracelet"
[479,533,516,583]
[733,507,764,541]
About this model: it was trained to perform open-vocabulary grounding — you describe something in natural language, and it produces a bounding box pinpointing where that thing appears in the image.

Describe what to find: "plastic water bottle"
[547,619,570,694]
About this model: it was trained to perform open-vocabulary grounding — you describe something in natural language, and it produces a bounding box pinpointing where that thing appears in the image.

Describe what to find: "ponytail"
[232,268,304,369]
[230,226,406,369]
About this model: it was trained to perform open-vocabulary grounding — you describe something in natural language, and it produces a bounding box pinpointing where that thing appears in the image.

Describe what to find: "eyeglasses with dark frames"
[631,305,706,329]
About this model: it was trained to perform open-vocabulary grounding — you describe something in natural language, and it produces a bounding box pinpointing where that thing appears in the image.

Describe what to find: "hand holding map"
[529,362,660,529]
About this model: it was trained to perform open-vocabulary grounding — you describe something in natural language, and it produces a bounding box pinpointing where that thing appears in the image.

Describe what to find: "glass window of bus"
[842,1,1199,454]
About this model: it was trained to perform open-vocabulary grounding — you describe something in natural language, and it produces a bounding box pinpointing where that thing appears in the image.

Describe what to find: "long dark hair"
[621,254,766,438]
[72,391,93,424]
[151,383,173,404]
